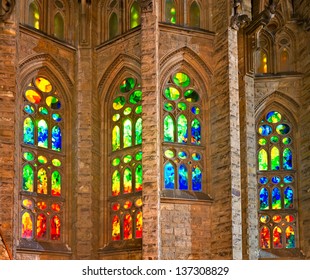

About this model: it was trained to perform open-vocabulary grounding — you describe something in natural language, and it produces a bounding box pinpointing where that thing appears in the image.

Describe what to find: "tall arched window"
[257,110,297,250]
[165,0,177,24]
[109,12,119,39]
[109,77,143,242]
[130,1,141,29]
[278,37,292,72]
[257,50,268,74]
[21,77,65,243]
[28,1,40,30]
[162,72,204,191]
[189,1,200,28]
[54,12,64,40]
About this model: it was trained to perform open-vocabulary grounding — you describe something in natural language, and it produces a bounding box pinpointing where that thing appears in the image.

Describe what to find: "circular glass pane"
[39,107,48,115]
[123,155,132,163]
[135,198,143,207]
[272,215,282,223]
[23,152,34,161]
[25,89,41,104]
[164,150,175,158]
[24,105,35,114]
[272,176,281,184]
[51,203,61,212]
[184,89,199,102]
[276,124,290,135]
[38,155,48,164]
[258,124,272,136]
[172,72,190,87]
[266,111,282,123]
[135,151,142,161]
[46,96,61,109]
[120,78,135,93]
[164,103,174,111]
[113,96,126,110]
[112,114,120,121]
[270,136,279,143]
[112,202,120,211]
[260,215,269,223]
[52,159,62,167]
[178,151,187,159]
[22,199,34,209]
[283,175,293,183]
[35,77,52,93]
[52,113,62,122]
[112,158,120,166]
[37,201,47,210]
[164,87,180,101]
[258,138,267,145]
[135,105,142,114]
[124,107,132,115]
[129,90,142,104]
[191,106,200,115]
[285,215,295,223]
[177,102,187,110]
[192,153,201,161]
[259,177,268,184]
[283,137,291,145]
[124,200,133,209]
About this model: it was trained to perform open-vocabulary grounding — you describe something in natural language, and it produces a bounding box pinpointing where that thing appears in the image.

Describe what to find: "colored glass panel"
[135,151,142,161]
[260,215,269,223]
[260,226,270,249]
[164,103,174,111]
[28,2,39,29]
[272,215,281,223]
[178,151,187,159]
[164,115,174,142]
[285,215,295,223]
[109,13,118,39]
[23,164,34,192]
[112,126,120,151]
[135,198,143,207]
[135,118,142,145]
[259,188,269,210]
[189,1,200,28]
[51,171,61,196]
[123,214,132,240]
[123,168,132,194]
[113,96,125,110]
[259,177,268,184]
[52,126,62,151]
[276,124,290,135]
[112,216,120,241]
[51,215,61,240]
[35,77,52,93]
[22,212,33,239]
[136,211,143,238]
[24,117,35,145]
[54,12,64,39]
[25,89,41,104]
[283,148,293,170]
[258,149,268,171]
[112,114,120,121]
[283,137,291,145]
[38,155,47,164]
[37,168,48,194]
[271,176,280,184]
[258,138,267,145]
[179,164,188,190]
[22,199,33,209]
[112,170,120,196]
[123,119,132,148]
[38,120,48,148]
[120,78,135,93]
[173,72,190,87]
[51,203,61,212]
[273,226,283,248]
[52,113,62,122]
[123,155,132,163]
[191,106,200,115]
[23,152,34,161]
[271,147,280,170]
[52,159,61,167]
[165,0,176,24]
[284,187,293,209]
[130,1,140,28]
[178,102,187,110]
[285,226,295,248]
[165,149,175,158]
[46,96,61,109]
[129,90,142,104]
[284,176,293,183]
[270,136,279,143]
[192,153,201,161]
[37,214,47,239]
[135,105,142,114]
[164,162,175,189]
[258,124,272,136]
[191,119,201,145]
[192,165,202,191]
[112,203,120,211]
[135,164,143,191]
[184,89,199,102]
[177,115,188,143]
[124,201,133,210]
[124,107,132,115]
[37,201,47,210]
[272,187,281,209]
[164,87,180,100]
[266,111,281,123]
[24,105,35,114]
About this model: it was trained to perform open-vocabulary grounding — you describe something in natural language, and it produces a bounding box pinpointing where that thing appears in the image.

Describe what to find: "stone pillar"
[140,0,161,260]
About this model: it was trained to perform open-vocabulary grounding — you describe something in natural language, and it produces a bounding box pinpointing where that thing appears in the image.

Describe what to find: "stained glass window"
[257,110,297,250]
[130,1,140,29]
[189,1,200,28]
[54,13,64,39]
[28,2,40,30]
[163,72,204,191]
[165,0,177,24]
[21,76,65,243]
[109,77,143,242]
[109,13,118,39]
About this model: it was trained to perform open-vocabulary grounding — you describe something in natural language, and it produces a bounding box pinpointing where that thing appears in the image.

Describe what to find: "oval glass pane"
[22,199,34,209]
[283,137,291,145]
[51,203,61,212]
[123,155,132,163]
[135,198,143,207]
[135,151,142,161]
[260,215,269,223]
[112,114,120,121]
[272,215,282,223]
[24,105,35,114]
[270,136,279,143]
[259,177,268,184]
[124,107,132,115]
[266,111,282,123]
[258,138,267,145]
[164,103,174,111]
[178,151,187,159]
[271,176,280,184]
[112,202,120,211]
[46,96,61,109]
[258,124,272,136]
[164,149,175,158]
[283,175,293,184]
[52,159,61,167]
[112,158,120,166]
[285,215,295,223]
[184,89,199,102]
[37,201,47,210]
[135,105,142,114]
[25,89,41,104]
[177,102,187,111]
[35,77,52,93]
[23,152,34,161]
[120,78,135,93]
[38,155,47,164]
[124,200,133,210]
[192,153,201,161]
[164,87,180,101]
[39,107,48,115]
[172,72,190,87]
[52,113,62,122]
[191,106,200,115]
[113,96,126,110]
[129,90,142,104]
[276,124,290,135]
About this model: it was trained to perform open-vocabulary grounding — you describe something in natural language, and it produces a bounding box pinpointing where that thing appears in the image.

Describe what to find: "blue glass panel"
[259,188,269,210]
[23,117,35,145]
[284,176,293,184]
[52,126,62,151]
[192,165,202,191]
[38,119,48,148]
[283,148,293,170]
[272,187,281,209]
[164,162,175,189]
[259,177,268,184]
[284,187,293,209]
[191,119,201,145]
[178,164,188,190]
[272,176,281,184]
[258,125,272,136]
[276,124,290,135]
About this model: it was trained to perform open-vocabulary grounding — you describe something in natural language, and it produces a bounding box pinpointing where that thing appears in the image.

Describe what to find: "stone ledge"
[161,190,213,204]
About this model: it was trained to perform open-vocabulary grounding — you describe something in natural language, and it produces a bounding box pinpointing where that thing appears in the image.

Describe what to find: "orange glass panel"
[37,168,48,194]
[37,214,47,239]
[51,203,61,212]
[260,226,270,249]
[123,214,132,240]
[112,215,120,241]
[37,201,47,210]
[136,211,143,238]
[22,212,33,239]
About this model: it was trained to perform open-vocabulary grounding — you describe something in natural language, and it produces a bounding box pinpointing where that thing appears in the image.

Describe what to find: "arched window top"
[257,50,268,74]
[130,1,141,29]
[189,1,200,28]
[165,0,177,24]
[54,12,64,40]
[28,1,40,29]
[109,12,119,39]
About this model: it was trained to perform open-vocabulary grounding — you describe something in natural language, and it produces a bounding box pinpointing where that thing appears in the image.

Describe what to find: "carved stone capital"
[0,0,15,22]
[230,0,250,30]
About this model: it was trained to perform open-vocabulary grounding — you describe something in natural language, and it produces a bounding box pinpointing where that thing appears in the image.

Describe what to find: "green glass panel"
[135,164,143,191]
[177,115,188,143]
[25,90,41,104]
[112,126,120,151]
[283,137,291,145]
[164,87,180,101]
[191,119,201,145]
[283,148,293,170]
[123,155,132,163]
[112,170,120,196]
[276,124,290,135]
[135,118,142,145]
[284,187,293,209]
[164,149,175,158]
[259,138,267,145]
[52,113,62,122]
[28,2,40,29]
[54,13,64,40]
[184,89,199,102]
[285,226,295,248]
[164,115,174,142]
[164,162,175,189]
[24,117,35,145]
[271,146,280,170]
[266,111,282,123]
[123,119,132,148]
[189,1,200,28]
[37,168,48,194]
[272,187,281,209]
[52,159,61,167]
[38,155,47,164]
[173,72,190,87]
[178,102,187,110]
[178,151,187,159]
[124,168,132,194]
[191,106,200,115]
[46,96,61,109]
[23,152,34,161]
[23,164,34,192]
[51,171,61,196]
[113,96,126,110]
[258,149,268,170]
[52,126,62,151]
[259,187,269,210]
[271,136,279,143]
[112,114,120,121]
[130,1,141,29]
[109,13,118,39]
[135,105,142,114]
[129,90,142,104]
[38,119,48,148]
[112,158,120,166]
[164,103,174,111]
[165,0,176,24]
[24,105,35,114]
[120,78,135,93]
[179,164,188,190]
[124,107,132,115]
[135,151,142,161]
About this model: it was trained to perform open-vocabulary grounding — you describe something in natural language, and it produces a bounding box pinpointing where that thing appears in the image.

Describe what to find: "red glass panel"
[51,215,61,240]
[112,215,120,241]
[273,226,283,248]
[37,201,47,210]
[112,202,120,211]
[136,211,143,238]
[260,226,270,249]
[37,214,47,239]
[123,214,132,240]
[51,203,61,212]
[124,200,132,210]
